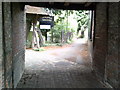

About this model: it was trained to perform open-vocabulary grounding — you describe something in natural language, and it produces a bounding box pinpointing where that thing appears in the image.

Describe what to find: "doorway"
[16,5,104,88]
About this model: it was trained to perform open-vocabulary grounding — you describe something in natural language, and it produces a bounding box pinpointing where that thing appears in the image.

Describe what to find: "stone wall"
[0,2,3,90]
[105,3,119,88]
[119,2,120,88]
[0,2,25,88]
[93,2,120,88]
[93,2,108,81]
[2,2,13,88]
[12,3,26,88]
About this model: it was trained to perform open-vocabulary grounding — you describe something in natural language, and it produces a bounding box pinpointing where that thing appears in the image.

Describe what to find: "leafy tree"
[75,10,89,37]
[50,9,75,43]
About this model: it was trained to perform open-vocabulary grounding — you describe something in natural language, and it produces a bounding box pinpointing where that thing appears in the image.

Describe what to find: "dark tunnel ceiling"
[21,2,96,10]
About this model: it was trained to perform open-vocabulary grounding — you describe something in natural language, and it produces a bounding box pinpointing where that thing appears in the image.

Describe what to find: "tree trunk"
[45,31,47,41]
[51,31,53,42]
[37,28,44,46]
[32,23,35,48]
[26,20,32,40]
[34,29,40,49]
[61,30,64,44]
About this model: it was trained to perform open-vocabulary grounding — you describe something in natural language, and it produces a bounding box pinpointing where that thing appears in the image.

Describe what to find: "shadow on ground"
[17,39,105,88]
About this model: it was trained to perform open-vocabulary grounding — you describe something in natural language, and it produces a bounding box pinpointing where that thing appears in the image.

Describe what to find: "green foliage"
[67,40,73,44]
[75,10,89,28]
[74,10,90,38]
[33,48,45,51]
[52,9,62,15]
[43,43,62,47]
[50,9,76,43]
[50,26,62,43]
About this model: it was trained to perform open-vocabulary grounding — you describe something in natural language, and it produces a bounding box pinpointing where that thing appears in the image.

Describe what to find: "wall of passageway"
[0,2,120,89]
[0,2,3,90]
[0,2,25,89]
[92,2,120,88]
[12,3,26,88]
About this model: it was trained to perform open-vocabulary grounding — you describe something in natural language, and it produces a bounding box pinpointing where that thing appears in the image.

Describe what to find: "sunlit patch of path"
[17,39,105,88]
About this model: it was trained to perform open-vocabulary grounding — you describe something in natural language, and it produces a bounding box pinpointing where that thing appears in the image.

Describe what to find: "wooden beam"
[85,2,92,7]
[21,2,95,10]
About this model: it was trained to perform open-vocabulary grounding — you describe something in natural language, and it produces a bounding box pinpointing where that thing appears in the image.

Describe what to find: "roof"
[22,2,95,10]
[25,5,50,16]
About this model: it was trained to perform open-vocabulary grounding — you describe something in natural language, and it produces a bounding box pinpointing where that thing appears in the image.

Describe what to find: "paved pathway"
[17,39,105,88]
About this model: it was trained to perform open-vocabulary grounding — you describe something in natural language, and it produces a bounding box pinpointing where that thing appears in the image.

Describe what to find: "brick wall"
[105,3,119,88]
[12,3,26,88]
[93,3,107,81]
[93,2,120,88]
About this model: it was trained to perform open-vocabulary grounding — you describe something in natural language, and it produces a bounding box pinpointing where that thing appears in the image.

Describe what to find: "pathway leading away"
[17,39,105,88]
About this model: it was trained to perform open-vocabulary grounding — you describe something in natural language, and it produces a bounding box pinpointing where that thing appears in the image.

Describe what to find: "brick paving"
[17,39,105,88]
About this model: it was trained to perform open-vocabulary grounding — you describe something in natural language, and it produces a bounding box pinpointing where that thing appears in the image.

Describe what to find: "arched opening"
[16,3,102,88]
[1,2,120,89]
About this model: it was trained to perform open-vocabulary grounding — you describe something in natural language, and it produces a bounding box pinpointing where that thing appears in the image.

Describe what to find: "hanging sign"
[40,16,54,29]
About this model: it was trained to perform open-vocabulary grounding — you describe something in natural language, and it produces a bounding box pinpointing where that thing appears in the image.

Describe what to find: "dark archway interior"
[21,2,95,10]
[0,2,120,89]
